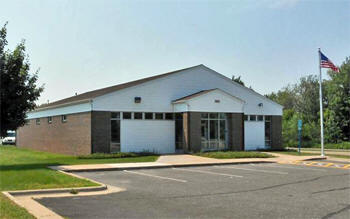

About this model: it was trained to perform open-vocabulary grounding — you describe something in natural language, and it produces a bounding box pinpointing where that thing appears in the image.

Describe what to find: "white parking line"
[250,163,327,172]
[123,170,187,183]
[172,168,243,178]
[214,166,288,175]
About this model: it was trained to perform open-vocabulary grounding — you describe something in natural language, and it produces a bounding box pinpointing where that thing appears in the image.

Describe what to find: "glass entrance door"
[201,113,227,151]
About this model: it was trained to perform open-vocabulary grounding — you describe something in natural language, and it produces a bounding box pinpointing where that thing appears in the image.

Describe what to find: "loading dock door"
[244,121,265,150]
[121,120,175,154]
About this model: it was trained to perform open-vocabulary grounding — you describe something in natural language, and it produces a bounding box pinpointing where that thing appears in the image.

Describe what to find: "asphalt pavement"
[37,163,350,219]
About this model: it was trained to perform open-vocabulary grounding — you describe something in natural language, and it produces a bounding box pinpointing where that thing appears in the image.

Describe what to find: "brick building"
[17,65,283,155]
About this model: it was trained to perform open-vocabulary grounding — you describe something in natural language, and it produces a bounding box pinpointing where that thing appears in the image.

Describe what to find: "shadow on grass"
[0,163,63,171]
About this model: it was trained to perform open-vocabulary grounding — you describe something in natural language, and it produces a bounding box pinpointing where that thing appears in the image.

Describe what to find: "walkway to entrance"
[157,154,223,165]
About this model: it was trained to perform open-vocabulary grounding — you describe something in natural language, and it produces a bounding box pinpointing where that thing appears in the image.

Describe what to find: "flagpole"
[318,48,325,157]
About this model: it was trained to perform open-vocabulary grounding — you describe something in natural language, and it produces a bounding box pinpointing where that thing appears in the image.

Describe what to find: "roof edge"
[30,99,92,113]
[199,65,284,108]
[172,88,245,104]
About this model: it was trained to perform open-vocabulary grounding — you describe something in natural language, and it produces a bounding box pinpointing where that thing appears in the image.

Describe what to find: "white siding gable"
[173,89,244,113]
[93,66,282,115]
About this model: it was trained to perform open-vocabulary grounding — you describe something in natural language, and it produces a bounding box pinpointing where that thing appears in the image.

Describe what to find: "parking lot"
[37,163,350,219]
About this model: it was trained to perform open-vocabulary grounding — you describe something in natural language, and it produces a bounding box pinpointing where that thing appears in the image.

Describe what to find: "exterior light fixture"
[134,97,141,103]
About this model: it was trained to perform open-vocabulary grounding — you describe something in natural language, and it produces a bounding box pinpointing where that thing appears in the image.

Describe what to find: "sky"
[1,0,349,105]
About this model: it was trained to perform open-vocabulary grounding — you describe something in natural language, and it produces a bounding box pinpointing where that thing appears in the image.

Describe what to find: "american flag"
[320,51,339,72]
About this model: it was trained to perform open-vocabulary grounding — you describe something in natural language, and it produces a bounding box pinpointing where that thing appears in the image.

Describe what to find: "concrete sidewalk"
[51,153,326,172]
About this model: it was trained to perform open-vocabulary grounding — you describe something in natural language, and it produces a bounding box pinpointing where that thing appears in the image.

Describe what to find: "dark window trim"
[134,112,143,120]
[155,113,164,120]
[122,112,132,119]
[145,112,153,120]
[61,115,67,123]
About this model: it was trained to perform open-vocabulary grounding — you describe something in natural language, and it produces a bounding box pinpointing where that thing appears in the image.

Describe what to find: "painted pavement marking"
[172,168,243,178]
[278,161,350,170]
[214,165,288,175]
[123,170,187,183]
[250,163,327,171]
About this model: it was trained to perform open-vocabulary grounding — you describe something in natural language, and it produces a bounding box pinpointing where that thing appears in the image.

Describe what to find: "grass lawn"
[309,142,350,150]
[196,151,273,159]
[270,150,316,156]
[0,193,35,219]
[271,150,350,160]
[0,145,159,218]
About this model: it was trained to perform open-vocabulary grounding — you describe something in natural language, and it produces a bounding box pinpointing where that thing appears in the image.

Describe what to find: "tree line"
[266,57,350,147]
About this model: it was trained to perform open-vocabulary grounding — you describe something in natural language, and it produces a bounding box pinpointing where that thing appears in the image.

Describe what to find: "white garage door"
[121,120,175,154]
[244,121,265,150]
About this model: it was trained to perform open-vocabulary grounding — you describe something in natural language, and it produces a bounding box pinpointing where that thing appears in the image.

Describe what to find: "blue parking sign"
[298,120,302,131]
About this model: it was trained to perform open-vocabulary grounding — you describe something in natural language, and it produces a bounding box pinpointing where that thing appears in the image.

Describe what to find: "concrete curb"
[299,156,327,161]
[6,184,107,196]
[1,170,123,219]
[52,160,276,172]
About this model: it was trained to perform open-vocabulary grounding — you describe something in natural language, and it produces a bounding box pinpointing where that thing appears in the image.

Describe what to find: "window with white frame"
[201,113,227,151]
[61,115,67,123]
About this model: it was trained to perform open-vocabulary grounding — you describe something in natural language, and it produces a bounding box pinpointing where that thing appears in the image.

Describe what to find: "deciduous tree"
[0,23,44,137]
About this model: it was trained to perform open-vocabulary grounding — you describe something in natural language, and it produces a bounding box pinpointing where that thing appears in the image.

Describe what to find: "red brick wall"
[16,112,92,155]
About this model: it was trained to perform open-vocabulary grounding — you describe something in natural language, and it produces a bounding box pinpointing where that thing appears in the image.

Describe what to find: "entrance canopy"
[172,89,245,113]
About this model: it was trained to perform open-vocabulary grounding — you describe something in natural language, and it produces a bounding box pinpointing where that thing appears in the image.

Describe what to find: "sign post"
[298,120,302,153]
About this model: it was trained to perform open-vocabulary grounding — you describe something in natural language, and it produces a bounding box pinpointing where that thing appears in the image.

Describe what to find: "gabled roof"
[172,89,216,103]
[35,64,282,111]
[172,88,245,104]
[36,65,203,110]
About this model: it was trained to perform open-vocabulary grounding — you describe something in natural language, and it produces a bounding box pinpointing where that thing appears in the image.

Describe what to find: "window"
[209,113,218,119]
[175,113,182,120]
[111,112,120,119]
[145,113,153,120]
[265,117,271,147]
[61,115,67,123]
[265,116,271,121]
[175,113,183,150]
[201,113,209,119]
[134,112,143,119]
[219,113,226,119]
[48,117,52,124]
[155,113,164,120]
[111,113,120,153]
[111,120,120,143]
[25,120,30,125]
[244,115,248,121]
[123,112,132,119]
[201,113,227,151]
[134,97,141,103]
[165,113,174,120]
[258,115,264,121]
[36,118,40,125]
[249,115,256,121]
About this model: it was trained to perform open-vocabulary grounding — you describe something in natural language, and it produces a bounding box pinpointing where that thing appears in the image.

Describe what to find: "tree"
[231,75,245,86]
[293,75,320,124]
[265,85,296,110]
[0,23,44,137]
[323,58,350,142]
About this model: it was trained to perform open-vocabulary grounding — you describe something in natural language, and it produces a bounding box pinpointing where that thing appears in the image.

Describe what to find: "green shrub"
[196,151,273,159]
[77,152,157,159]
